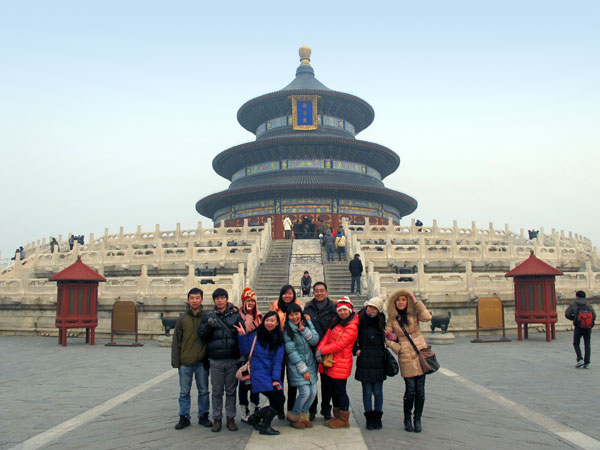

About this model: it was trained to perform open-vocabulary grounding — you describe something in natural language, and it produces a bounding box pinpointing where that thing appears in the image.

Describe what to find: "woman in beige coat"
[385,289,432,433]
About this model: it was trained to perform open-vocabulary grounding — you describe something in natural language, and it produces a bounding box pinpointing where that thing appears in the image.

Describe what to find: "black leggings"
[262,389,285,412]
[404,375,426,400]
[238,381,260,406]
[323,374,349,411]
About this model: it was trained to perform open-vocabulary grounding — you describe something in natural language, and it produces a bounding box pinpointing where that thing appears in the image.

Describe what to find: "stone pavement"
[1,331,598,450]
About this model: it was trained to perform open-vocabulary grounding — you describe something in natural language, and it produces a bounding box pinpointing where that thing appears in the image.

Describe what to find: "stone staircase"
[321,246,368,308]
[255,240,292,310]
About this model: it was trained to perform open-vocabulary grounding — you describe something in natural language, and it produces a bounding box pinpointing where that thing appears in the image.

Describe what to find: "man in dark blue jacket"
[199,288,243,432]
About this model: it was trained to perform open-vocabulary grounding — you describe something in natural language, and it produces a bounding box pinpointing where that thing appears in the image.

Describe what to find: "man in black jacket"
[303,281,336,420]
[199,288,243,432]
[349,254,364,295]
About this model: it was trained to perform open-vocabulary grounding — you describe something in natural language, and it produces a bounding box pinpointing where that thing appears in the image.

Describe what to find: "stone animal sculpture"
[430,312,452,334]
[160,313,178,336]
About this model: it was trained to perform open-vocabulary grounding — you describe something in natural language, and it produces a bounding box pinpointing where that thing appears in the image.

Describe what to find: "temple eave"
[196,185,417,219]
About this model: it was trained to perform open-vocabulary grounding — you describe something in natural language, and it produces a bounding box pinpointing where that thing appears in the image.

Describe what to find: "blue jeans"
[291,383,317,415]
[362,381,383,411]
[337,246,346,261]
[351,275,361,294]
[326,245,334,261]
[178,363,210,418]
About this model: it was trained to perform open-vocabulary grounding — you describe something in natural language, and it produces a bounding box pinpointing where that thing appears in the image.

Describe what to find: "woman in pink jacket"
[316,296,359,428]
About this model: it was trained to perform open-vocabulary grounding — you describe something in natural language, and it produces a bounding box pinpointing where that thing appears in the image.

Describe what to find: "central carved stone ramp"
[254,240,292,309]
[322,246,368,308]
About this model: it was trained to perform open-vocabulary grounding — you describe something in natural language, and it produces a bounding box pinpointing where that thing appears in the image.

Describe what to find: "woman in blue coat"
[235,311,285,435]
[283,303,319,429]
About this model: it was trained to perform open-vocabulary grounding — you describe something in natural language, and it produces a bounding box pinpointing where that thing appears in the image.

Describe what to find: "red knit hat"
[336,296,354,313]
[241,287,257,307]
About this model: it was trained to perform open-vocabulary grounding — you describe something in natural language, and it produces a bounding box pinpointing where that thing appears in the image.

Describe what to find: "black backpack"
[576,304,594,329]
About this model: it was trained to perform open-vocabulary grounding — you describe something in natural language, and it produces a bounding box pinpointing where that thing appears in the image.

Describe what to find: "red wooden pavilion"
[49,257,106,346]
[505,251,563,342]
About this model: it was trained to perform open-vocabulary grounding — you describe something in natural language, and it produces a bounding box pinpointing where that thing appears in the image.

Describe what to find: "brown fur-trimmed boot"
[286,412,306,429]
[300,412,313,428]
[326,410,350,428]
[324,407,340,426]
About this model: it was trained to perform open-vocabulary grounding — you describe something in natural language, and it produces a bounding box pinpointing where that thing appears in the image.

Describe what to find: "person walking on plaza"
[283,303,319,429]
[349,254,363,295]
[238,287,263,422]
[335,232,347,261]
[234,311,285,435]
[171,288,212,430]
[199,288,244,432]
[385,289,432,433]
[565,290,596,369]
[315,296,359,428]
[303,281,336,421]
[300,271,312,297]
[324,229,335,262]
[283,216,292,240]
[355,296,387,430]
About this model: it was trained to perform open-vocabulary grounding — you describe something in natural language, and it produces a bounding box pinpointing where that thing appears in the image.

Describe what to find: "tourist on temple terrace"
[269,284,302,416]
[171,288,212,430]
[283,303,319,429]
[385,289,432,433]
[234,311,285,435]
[303,281,336,420]
[355,296,387,430]
[199,288,244,432]
[238,287,263,422]
[315,296,359,428]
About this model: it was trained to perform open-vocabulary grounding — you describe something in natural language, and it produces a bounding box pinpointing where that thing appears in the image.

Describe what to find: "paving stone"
[1,330,598,450]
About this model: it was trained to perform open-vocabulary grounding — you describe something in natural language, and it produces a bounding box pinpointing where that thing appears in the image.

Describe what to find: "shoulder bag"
[235,335,257,382]
[381,331,399,377]
[322,330,342,368]
[398,320,440,375]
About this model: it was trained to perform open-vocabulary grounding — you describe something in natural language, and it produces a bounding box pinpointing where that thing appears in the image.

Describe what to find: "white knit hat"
[364,296,385,312]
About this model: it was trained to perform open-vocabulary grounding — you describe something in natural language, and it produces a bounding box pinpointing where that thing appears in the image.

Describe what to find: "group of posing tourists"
[171,282,434,436]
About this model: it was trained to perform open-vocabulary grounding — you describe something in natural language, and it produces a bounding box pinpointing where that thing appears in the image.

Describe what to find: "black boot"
[321,405,333,421]
[413,396,425,433]
[247,408,264,431]
[403,396,414,432]
[174,415,190,430]
[373,411,383,430]
[364,411,374,430]
[259,407,280,436]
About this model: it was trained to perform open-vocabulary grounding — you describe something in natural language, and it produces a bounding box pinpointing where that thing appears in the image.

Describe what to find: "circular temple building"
[196,47,417,239]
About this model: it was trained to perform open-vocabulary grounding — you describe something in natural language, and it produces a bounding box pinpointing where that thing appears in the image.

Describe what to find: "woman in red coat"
[316,296,359,428]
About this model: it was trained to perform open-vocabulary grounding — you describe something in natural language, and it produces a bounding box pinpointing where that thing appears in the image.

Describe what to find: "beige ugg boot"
[286,412,306,429]
[300,412,313,428]
[324,407,340,426]
[326,410,350,429]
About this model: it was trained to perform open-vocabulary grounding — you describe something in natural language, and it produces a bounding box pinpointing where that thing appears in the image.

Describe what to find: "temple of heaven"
[196,46,417,239]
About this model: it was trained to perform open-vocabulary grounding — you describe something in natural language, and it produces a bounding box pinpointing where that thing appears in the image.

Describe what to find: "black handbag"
[399,321,440,375]
[381,332,399,377]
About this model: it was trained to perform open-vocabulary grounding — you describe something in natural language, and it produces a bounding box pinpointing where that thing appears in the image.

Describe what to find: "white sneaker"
[575,360,584,368]
[240,406,249,423]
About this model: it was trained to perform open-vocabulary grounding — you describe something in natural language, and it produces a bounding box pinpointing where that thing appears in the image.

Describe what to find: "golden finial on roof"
[299,46,311,66]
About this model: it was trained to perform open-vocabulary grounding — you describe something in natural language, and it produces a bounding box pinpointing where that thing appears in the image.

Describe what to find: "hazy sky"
[1,1,599,260]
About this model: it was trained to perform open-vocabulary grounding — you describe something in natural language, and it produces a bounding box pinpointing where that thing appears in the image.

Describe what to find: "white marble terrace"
[342,218,600,302]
